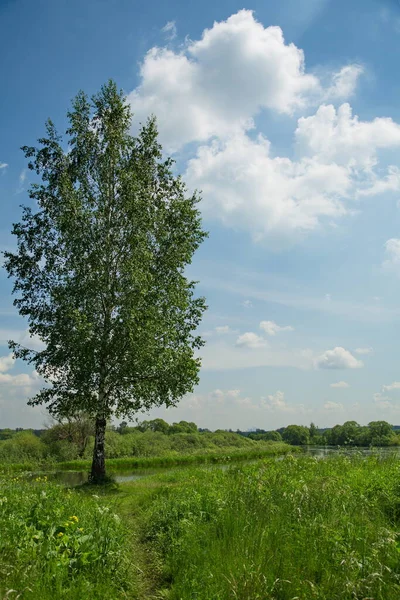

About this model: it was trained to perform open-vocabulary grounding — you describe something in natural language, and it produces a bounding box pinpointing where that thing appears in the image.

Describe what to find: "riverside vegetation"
[1,417,399,470]
[0,420,293,470]
[2,453,400,599]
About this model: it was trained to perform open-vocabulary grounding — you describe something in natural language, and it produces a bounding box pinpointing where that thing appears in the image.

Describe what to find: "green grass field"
[2,455,400,599]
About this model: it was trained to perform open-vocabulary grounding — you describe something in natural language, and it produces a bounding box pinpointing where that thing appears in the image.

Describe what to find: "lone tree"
[4,81,207,482]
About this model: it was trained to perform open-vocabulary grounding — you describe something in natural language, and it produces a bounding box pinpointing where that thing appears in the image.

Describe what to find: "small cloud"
[202,325,237,337]
[330,381,349,388]
[0,162,8,173]
[383,381,400,392]
[259,320,294,336]
[262,390,307,414]
[354,347,373,355]
[373,392,392,409]
[236,396,255,408]
[236,332,267,349]
[383,238,400,275]
[162,20,177,40]
[18,329,45,351]
[264,390,287,410]
[215,325,232,334]
[16,169,27,193]
[324,65,364,100]
[241,300,253,309]
[210,388,240,401]
[315,347,363,369]
[0,372,36,386]
[324,401,344,411]
[0,353,15,373]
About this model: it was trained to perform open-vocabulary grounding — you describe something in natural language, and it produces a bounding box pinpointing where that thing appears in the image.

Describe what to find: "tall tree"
[4,81,207,482]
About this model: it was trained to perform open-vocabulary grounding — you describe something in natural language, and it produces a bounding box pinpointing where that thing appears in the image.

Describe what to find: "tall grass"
[141,455,400,599]
[0,476,136,599]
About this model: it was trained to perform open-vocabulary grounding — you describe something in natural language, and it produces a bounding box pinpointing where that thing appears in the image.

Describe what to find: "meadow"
[2,454,400,599]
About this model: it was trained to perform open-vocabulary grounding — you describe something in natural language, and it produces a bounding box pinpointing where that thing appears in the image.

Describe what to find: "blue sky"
[2,0,400,430]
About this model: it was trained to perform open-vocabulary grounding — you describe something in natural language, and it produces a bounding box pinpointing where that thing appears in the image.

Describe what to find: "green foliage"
[248,430,282,442]
[0,476,135,598]
[282,424,310,445]
[324,420,399,447]
[142,456,400,599]
[0,431,47,463]
[4,80,207,480]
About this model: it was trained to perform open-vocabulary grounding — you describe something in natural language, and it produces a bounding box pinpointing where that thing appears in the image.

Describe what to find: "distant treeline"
[238,420,400,446]
[0,418,290,465]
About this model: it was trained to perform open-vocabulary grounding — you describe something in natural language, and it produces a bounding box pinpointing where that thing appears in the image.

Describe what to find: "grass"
[2,454,400,599]
[0,442,295,473]
[0,475,137,599]
[133,454,400,599]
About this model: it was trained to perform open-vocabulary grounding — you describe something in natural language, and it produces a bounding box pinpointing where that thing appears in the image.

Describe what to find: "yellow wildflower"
[57,532,63,537]
[69,515,79,523]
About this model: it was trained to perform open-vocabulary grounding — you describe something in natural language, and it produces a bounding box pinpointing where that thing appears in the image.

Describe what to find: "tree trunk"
[90,416,107,483]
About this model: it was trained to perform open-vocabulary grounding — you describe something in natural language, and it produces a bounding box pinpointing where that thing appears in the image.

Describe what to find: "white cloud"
[0,372,37,386]
[200,339,314,371]
[235,396,256,408]
[264,390,287,410]
[383,238,400,274]
[0,353,15,373]
[373,392,393,409]
[128,10,359,152]
[18,329,45,351]
[186,131,351,243]
[262,390,307,414]
[16,169,27,193]
[324,401,344,411]
[179,387,242,411]
[0,354,42,388]
[215,325,232,334]
[185,100,400,242]
[324,65,364,100]
[330,381,349,388]
[242,300,253,308]
[235,332,267,349]
[162,20,177,40]
[259,320,294,336]
[202,325,237,337]
[355,347,373,355]
[383,381,400,392]
[210,388,240,401]
[357,166,400,197]
[315,347,363,369]
[0,162,8,171]
[125,11,400,244]
[296,103,400,170]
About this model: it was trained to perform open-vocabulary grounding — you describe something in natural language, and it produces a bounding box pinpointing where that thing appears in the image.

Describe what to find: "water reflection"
[303,445,400,458]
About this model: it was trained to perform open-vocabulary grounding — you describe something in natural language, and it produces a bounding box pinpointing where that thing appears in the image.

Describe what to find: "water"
[27,468,161,486]
[303,445,400,458]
